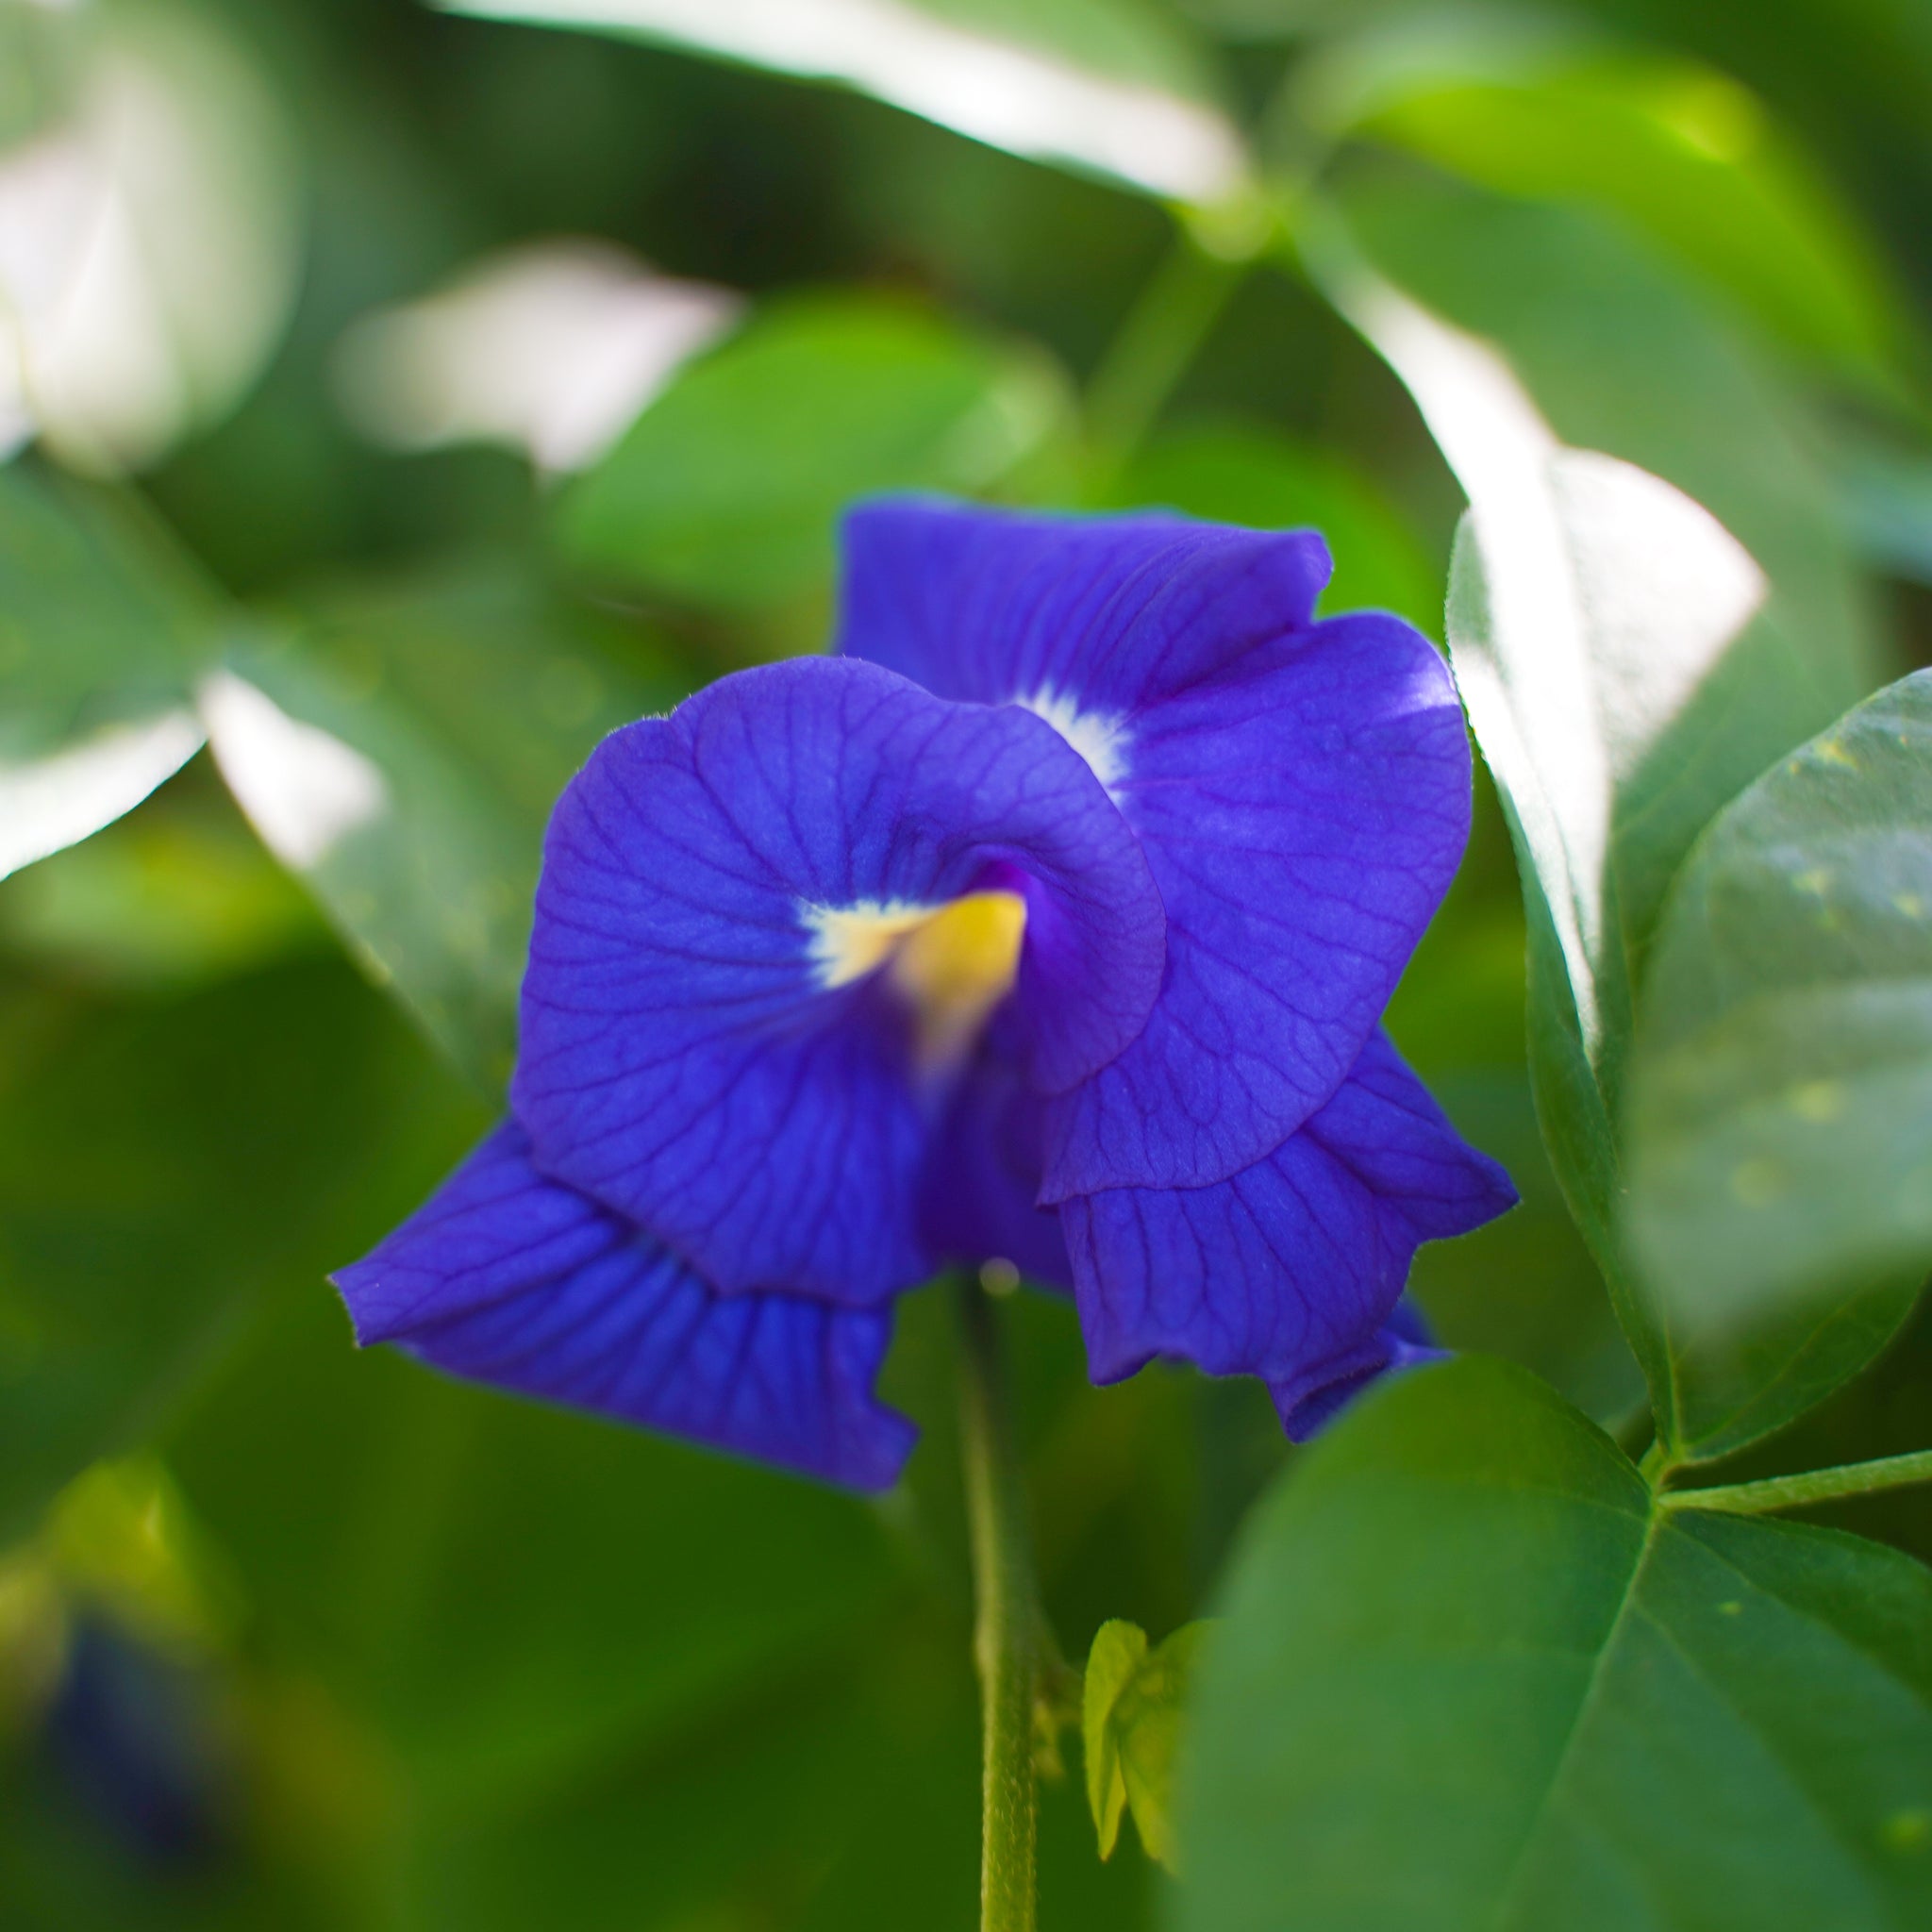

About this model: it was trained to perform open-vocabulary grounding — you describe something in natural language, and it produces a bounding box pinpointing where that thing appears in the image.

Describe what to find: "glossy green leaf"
[1442,453,1841,1429]
[436,0,1245,202]
[0,464,211,880]
[1306,35,1911,391]
[1624,673,1932,1462]
[1096,423,1438,627]
[1322,173,1881,702]
[0,957,483,1544]
[555,292,1074,615]
[1084,1616,1208,1870]
[1182,1356,1932,1932]
[202,569,693,1091]
[1323,176,1881,1440]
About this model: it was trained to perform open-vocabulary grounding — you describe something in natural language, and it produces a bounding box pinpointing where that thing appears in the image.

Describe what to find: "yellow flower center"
[808,890,1028,1068]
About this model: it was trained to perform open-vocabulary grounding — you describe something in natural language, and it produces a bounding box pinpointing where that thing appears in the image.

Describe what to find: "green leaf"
[1305,32,1912,392]
[164,1273,902,1819]
[0,464,211,880]
[0,772,324,989]
[435,0,1246,202]
[1321,176,1882,1441]
[0,957,483,1543]
[1083,1616,1208,1870]
[1181,1356,1932,1932]
[0,0,78,147]
[1624,672,1932,1462]
[1324,175,1881,701]
[1095,423,1438,628]
[1084,1620,1144,1858]
[554,292,1075,616]
[202,567,694,1091]
[1828,434,1932,590]
[1388,900,1646,1435]
[1442,453,1842,1433]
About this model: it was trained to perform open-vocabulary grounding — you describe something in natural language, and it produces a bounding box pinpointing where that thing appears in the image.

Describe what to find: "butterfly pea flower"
[333,502,1514,1491]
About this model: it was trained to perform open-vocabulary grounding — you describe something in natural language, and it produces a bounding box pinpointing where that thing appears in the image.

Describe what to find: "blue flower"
[334,502,1515,1489]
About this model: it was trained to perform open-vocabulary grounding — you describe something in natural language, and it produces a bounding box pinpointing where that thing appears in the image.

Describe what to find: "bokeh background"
[3,0,1931,1924]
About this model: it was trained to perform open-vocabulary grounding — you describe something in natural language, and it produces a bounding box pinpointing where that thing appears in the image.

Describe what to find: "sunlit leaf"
[0,773,322,990]
[203,568,694,1091]
[1303,31,1913,391]
[0,0,304,472]
[1625,673,1932,1461]
[435,0,1247,202]
[332,240,742,475]
[1441,450,1837,1413]
[1182,1357,1932,1932]
[0,463,210,881]
[1321,173,1881,700]
[554,291,1076,615]
[1320,177,1882,1444]
[1083,1616,1207,1870]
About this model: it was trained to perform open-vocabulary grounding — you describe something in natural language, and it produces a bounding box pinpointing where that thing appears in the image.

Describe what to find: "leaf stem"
[956,1275,1050,1932]
[1083,229,1251,483]
[1659,1448,1932,1516]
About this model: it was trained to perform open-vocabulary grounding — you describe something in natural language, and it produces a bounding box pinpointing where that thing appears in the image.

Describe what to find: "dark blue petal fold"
[1267,1295,1449,1441]
[1043,612,1472,1194]
[513,656,1163,1305]
[839,500,1473,1194]
[1058,1031,1513,1407]
[919,1019,1072,1291]
[332,1123,916,1491]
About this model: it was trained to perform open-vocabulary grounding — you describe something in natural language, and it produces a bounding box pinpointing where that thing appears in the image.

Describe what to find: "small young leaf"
[1181,1357,1932,1932]
[1083,1615,1210,1870]
[1083,1619,1145,1858]
[1624,671,1932,1459]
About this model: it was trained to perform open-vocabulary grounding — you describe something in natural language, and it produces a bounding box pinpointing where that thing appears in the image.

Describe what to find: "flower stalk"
[957,1275,1055,1932]
[1659,1447,1932,1516]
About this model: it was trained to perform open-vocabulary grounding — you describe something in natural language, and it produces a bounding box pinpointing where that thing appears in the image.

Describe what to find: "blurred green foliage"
[3,0,1931,1926]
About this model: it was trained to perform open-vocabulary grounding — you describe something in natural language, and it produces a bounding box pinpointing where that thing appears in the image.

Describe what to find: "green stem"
[1659,1448,1932,1517]
[1083,232,1251,484]
[957,1277,1049,1932]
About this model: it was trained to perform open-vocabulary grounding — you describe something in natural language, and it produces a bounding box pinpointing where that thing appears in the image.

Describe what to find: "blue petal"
[839,499,1331,722]
[1058,1032,1514,1408]
[919,1019,1072,1291]
[839,499,1472,1192]
[1044,611,1472,1193]
[514,656,1162,1305]
[1266,1296,1450,1441]
[331,1123,917,1491]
